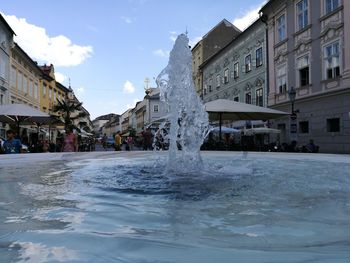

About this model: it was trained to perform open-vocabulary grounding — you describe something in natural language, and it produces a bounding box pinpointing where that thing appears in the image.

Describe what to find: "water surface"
[1,151,350,262]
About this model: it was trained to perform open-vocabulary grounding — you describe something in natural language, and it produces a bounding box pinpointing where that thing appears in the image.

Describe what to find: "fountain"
[1,34,350,262]
[156,34,208,173]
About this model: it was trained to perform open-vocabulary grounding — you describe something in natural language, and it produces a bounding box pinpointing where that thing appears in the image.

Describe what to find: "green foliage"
[52,99,87,130]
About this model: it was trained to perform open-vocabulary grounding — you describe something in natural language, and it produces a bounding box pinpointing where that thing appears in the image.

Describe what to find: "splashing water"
[156,34,209,173]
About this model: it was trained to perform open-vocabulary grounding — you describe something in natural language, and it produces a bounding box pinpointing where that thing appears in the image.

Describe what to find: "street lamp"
[288,86,296,114]
[144,87,151,126]
[288,86,297,141]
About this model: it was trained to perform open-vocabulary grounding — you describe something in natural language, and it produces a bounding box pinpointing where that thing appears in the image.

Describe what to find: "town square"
[1,1,350,262]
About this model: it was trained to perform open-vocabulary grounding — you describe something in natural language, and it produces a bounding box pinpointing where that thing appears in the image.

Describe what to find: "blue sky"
[1,0,266,119]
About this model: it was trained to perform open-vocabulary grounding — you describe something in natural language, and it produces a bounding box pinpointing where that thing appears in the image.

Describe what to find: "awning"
[244,127,281,135]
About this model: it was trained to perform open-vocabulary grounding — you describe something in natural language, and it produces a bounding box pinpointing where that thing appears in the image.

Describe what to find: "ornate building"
[39,64,65,114]
[201,19,267,108]
[0,14,15,137]
[9,43,41,109]
[261,0,350,153]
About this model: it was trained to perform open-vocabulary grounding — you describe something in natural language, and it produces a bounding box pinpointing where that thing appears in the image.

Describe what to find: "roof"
[259,0,275,12]
[13,43,42,74]
[94,113,118,121]
[0,13,16,35]
[199,17,264,70]
[191,39,202,51]
[203,19,241,39]
[55,82,70,93]
[39,64,55,81]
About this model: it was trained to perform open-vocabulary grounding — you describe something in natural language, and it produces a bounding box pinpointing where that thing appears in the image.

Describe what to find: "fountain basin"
[1,151,350,262]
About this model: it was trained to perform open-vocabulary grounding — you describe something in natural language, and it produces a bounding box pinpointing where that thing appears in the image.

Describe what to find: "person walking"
[101,133,107,150]
[114,131,122,151]
[62,126,77,152]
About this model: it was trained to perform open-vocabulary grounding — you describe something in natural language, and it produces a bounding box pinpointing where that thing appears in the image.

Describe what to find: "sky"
[1,0,266,119]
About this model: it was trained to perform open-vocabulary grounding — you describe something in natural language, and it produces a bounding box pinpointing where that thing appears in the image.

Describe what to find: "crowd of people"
[99,128,170,152]
[1,126,319,154]
[0,126,96,154]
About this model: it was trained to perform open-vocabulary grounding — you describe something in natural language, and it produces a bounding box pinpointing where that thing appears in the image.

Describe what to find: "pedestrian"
[126,135,133,151]
[306,139,319,153]
[101,133,107,150]
[114,131,122,151]
[142,128,153,150]
[61,126,78,152]
[2,129,23,154]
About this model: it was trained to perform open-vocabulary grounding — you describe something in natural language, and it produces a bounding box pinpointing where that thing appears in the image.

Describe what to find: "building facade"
[40,64,66,114]
[134,100,147,133]
[201,19,267,109]
[0,14,15,137]
[192,19,241,96]
[261,0,350,153]
[9,43,41,109]
[0,14,14,106]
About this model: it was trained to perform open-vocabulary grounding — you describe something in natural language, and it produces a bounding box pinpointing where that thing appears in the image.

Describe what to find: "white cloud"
[232,1,267,31]
[153,49,170,58]
[77,86,85,94]
[3,14,93,67]
[123,81,135,94]
[121,16,133,24]
[54,72,67,83]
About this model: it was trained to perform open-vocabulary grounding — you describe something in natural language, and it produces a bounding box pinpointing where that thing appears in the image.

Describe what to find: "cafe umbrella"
[204,99,289,140]
[0,104,51,135]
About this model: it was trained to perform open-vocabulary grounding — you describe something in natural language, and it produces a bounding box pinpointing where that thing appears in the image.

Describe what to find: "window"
[256,88,263,106]
[297,0,308,31]
[43,85,47,96]
[0,57,6,79]
[23,76,28,93]
[324,42,340,79]
[34,83,38,99]
[224,68,229,83]
[10,67,16,88]
[245,92,252,104]
[216,74,221,88]
[277,14,286,42]
[0,94,3,105]
[234,62,239,78]
[245,55,251,72]
[29,80,33,97]
[327,118,340,132]
[277,65,287,93]
[208,79,212,92]
[299,121,309,133]
[203,85,207,95]
[18,71,23,91]
[49,88,52,99]
[297,55,310,86]
[325,0,339,14]
[54,90,56,102]
[234,96,239,102]
[256,47,263,67]
[153,104,159,112]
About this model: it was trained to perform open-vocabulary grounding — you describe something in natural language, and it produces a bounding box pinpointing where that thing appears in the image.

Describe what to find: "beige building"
[39,64,66,114]
[9,43,41,109]
[134,100,147,133]
[192,19,241,96]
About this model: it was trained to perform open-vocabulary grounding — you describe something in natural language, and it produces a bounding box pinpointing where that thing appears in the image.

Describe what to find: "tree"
[52,100,87,131]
